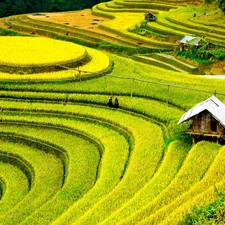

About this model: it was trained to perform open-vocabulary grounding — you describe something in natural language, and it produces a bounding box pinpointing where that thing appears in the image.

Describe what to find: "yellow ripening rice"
[0,36,85,66]
[0,46,110,81]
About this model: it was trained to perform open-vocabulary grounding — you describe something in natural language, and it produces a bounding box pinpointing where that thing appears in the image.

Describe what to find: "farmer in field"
[108,96,113,107]
[114,97,119,108]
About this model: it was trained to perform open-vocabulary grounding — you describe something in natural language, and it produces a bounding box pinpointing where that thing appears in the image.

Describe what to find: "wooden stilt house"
[144,12,156,21]
[178,96,225,145]
[178,36,203,51]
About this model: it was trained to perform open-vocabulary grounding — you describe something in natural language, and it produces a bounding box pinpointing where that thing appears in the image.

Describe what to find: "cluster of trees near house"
[0,0,109,17]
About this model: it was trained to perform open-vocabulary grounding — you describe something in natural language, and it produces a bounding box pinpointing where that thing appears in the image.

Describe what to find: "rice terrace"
[0,0,225,224]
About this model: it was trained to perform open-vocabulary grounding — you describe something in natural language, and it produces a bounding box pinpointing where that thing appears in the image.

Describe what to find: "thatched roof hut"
[144,12,156,21]
[178,96,225,144]
[178,36,203,51]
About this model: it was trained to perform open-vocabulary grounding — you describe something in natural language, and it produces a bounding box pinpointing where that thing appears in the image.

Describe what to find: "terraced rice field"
[0,90,224,225]
[0,0,225,224]
[1,0,223,74]
[0,37,111,80]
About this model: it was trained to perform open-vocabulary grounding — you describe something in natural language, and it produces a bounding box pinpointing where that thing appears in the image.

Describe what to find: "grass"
[0,162,29,215]
[0,45,110,81]
[99,140,190,225]
[0,136,64,224]
[0,98,166,224]
[119,141,220,225]
[0,36,86,66]
[155,144,225,224]
[0,101,132,224]
[1,52,225,109]
[0,121,101,225]
[64,117,164,224]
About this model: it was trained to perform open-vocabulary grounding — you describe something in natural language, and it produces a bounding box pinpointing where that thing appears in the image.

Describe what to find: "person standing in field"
[108,96,113,107]
[114,97,119,108]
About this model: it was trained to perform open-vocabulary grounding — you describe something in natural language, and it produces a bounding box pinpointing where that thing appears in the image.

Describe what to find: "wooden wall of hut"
[188,111,224,135]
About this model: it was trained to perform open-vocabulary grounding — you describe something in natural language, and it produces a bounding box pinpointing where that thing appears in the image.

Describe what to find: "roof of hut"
[178,96,225,127]
[145,11,154,15]
[179,36,202,46]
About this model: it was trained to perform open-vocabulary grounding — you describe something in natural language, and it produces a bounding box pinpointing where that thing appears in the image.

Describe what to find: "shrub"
[179,194,225,225]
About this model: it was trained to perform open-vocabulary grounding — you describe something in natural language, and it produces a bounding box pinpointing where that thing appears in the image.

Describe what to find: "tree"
[12,0,27,15]
[219,0,225,12]
[0,0,110,17]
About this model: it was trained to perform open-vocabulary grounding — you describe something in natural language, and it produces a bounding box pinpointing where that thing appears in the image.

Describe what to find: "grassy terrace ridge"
[144,10,225,47]
[153,53,198,73]
[21,15,139,48]
[1,16,99,48]
[1,52,225,108]
[100,140,190,225]
[146,144,225,224]
[0,91,223,224]
[0,137,64,224]
[28,10,172,50]
[0,101,134,223]
[0,162,29,215]
[6,15,102,45]
[0,121,103,224]
[166,11,225,41]
[144,18,187,38]
[114,0,178,10]
[167,12,225,37]
[177,4,225,29]
[119,141,221,225]
[0,99,164,224]
[131,54,191,73]
[0,36,91,75]
[0,36,87,66]
[93,7,175,49]
[0,13,153,53]
[0,41,111,81]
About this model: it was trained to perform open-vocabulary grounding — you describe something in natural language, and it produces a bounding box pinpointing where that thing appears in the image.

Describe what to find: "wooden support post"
[0,107,2,123]
[131,78,135,97]
[192,135,195,145]
[167,85,170,105]
[104,76,107,89]
[75,63,81,81]
[78,70,81,81]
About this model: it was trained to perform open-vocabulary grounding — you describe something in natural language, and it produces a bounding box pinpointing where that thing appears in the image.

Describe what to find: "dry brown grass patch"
[29,9,109,31]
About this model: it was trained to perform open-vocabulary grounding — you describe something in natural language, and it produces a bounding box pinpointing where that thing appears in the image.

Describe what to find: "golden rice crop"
[0,36,85,66]
[158,145,225,225]
[0,100,130,225]
[0,46,109,80]
[100,140,189,225]
[79,48,110,73]
[121,141,220,225]
[5,99,164,225]
[0,162,29,215]
[60,113,164,225]
[163,179,225,225]
[0,140,63,224]
[0,121,100,225]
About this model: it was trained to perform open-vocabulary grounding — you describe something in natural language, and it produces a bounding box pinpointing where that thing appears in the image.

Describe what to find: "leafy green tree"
[219,0,225,12]
[0,0,110,17]
[11,0,27,15]
[180,193,225,225]
[0,3,7,17]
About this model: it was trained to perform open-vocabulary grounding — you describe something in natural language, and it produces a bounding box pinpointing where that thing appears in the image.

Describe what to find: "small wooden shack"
[178,36,203,51]
[178,96,225,144]
[144,12,156,21]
